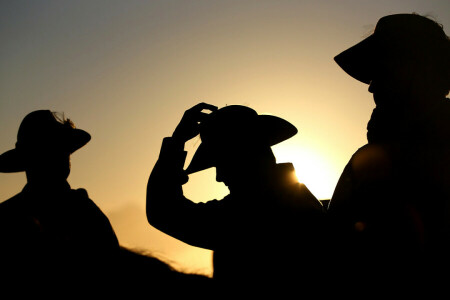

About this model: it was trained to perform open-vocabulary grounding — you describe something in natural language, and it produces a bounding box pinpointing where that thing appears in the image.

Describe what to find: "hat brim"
[0,149,23,173]
[334,35,375,85]
[185,115,297,174]
[0,129,91,173]
[66,129,91,154]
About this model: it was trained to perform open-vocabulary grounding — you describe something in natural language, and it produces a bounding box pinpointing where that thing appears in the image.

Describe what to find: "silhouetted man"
[147,103,325,293]
[328,14,450,291]
[0,110,119,284]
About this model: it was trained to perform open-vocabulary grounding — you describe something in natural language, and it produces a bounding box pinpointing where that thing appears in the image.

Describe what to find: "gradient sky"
[1,0,449,275]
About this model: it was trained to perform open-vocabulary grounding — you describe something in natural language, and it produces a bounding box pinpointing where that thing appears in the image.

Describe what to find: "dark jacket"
[147,137,326,289]
[328,98,450,288]
[0,182,119,278]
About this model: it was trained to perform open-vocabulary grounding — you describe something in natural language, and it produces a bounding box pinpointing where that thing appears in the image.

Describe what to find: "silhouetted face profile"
[336,14,449,105]
[368,60,410,107]
[213,142,276,192]
[334,14,450,143]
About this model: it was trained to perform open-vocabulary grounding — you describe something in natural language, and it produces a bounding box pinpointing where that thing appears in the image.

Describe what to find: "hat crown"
[0,110,91,173]
[371,14,449,60]
[15,110,76,151]
[375,14,447,42]
[16,110,61,147]
[199,105,260,144]
[334,13,450,85]
[14,110,90,155]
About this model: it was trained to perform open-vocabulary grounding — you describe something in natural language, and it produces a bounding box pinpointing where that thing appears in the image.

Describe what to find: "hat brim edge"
[185,115,297,175]
[0,129,91,173]
[334,35,374,85]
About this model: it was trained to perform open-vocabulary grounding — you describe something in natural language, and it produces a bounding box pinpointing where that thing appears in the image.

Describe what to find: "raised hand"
[172,103,218,143]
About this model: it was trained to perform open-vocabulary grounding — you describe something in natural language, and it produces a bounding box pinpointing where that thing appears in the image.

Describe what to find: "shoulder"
[350,143,393,181]
[72,188,89,198]
[69,188,102,210]
[0,192,27,227]
[69,188,92,203]
[0,192,25,211]
[435,99,450,132]
[439,98,450,112]
[280,182,324,213]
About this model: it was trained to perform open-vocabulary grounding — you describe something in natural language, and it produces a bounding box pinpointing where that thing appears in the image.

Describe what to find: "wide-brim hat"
[334,13,450,84]
[0,110,91,173]
[185,105,297,174]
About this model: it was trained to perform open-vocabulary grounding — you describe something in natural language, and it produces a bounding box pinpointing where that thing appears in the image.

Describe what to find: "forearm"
[146,137,222,249]
[146,137,188,228]
[146,103,220,248]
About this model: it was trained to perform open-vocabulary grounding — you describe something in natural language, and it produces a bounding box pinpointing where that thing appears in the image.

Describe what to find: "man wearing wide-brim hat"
[328,13,450,291]
[146,103,326,293]
[0,110,119,282]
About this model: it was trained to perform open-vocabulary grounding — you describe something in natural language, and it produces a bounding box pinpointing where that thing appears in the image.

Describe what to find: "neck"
[406,94,443,121]
[228,162,294,195]
[368,94,445,143]
[26,174,69,191]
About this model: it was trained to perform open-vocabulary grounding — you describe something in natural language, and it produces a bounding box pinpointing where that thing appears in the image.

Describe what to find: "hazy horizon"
[1,0,449,275]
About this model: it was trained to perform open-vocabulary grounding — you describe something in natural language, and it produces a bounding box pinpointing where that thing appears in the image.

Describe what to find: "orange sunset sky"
[1,1,449,275]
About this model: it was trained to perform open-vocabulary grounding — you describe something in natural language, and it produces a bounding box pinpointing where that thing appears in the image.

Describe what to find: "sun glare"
[272,144,338,200]
[182,137,339,201]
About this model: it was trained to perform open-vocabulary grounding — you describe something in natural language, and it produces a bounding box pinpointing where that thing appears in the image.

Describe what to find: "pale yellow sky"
[1,0,449,275]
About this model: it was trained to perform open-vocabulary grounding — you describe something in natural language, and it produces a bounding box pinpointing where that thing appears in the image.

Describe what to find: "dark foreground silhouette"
[0,110,212,296]
[113,246,213,296]
[0,110,119,276]
[3,13,449,297]
[2,245,213,296]
[328,13,450,294]
[147,103,327,295]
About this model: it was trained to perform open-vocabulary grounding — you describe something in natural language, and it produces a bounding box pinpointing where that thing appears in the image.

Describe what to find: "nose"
[215,166,225,183]
[368,80,375,94]
[216,171,223,183]
[216,164,235,188]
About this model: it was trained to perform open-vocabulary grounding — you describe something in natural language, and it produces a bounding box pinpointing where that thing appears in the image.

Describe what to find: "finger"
[188,102,218,113]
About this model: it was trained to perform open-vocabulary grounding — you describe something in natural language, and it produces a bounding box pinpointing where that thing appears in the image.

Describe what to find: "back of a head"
[385,14,450,98]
